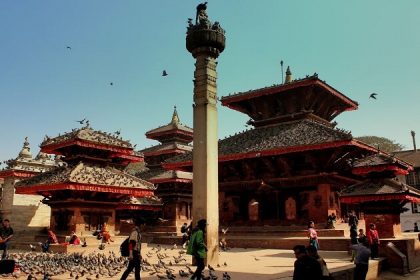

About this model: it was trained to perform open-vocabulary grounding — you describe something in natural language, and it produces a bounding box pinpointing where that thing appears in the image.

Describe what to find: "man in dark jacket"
[0,219,14,259]
[293,245,322,280]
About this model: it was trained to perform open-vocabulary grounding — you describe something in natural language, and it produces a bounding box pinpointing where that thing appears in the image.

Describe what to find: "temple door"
[248,199,259,221]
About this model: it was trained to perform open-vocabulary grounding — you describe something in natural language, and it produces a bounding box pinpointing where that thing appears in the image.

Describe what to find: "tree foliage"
[355,136,405,153]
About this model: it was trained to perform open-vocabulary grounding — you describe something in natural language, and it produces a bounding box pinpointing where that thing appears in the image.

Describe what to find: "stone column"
[1,177,15,219]
[186,5,225,265]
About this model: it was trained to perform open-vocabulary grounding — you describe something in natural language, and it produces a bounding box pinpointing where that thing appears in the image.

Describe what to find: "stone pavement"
[1,243,413,279]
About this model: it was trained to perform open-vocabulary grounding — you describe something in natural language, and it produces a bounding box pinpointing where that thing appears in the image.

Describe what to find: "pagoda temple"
[138,107,193,228]
[15,125,161,234]
[165,70,384,225]
[340,153,420,238]
[0,137,58,231]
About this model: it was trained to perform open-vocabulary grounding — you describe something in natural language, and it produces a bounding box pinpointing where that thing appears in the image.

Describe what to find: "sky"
[1,0,420,163]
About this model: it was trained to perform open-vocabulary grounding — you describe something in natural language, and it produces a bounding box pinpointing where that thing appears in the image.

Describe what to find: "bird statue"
[369,93,378,99]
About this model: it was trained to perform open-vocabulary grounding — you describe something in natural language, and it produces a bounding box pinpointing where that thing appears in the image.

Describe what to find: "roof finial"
[285,66,292,84]
[171,106,180,124]
[18,137,33,159]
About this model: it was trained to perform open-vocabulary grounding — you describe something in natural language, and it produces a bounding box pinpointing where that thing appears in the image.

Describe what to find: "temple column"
[1,177,15,219]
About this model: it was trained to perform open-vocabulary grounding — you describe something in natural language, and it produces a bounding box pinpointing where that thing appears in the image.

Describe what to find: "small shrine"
[15,125,161,234]
[0,137,58,230]
[138,107,193,228]
[340,153,420,238]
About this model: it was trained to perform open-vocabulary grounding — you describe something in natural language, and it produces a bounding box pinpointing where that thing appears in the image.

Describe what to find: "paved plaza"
[2,242,413,280]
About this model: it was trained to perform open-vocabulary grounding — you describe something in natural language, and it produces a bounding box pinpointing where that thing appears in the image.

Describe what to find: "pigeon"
[29,244,37,251]
[222,272,231,280]
[369,93,377,99]
[208,264,215,271]
[76,118,86,125]
[254,256,260,261]
[221,228,229,235]
[162,70,168,77]
[158,217,169,223]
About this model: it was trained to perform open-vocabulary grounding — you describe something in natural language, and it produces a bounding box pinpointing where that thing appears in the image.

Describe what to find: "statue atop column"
[196,2,208,24]
[186,2,226,57]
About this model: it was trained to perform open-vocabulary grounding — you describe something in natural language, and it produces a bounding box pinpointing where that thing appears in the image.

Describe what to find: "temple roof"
[0,138,58,178]
[393,150,420,168]
[145,107,193,142]
[41,126,133,152]
[15,162,155,193]
[137,168,192,183]
[340,178,420,203]
[351,152,413,176]
[141,142,193,155]
[220,75,358,126]
[119,195,162,206]
[166,119,364,167]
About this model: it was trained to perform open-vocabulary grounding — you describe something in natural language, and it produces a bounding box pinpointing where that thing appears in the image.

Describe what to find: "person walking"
[0,219,14,259]
[366,223,380,259]
[187,219,208,280]
[308,221,320,250]
[292,245,322,280]
[350,240,371,280]
[350,223,358,262]
[120,218,145,280]
[306,245,331,280]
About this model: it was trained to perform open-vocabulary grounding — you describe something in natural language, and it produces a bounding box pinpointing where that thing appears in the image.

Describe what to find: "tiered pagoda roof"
[221,74,358,127]
[16,126,160,211]
[139,108,193,184]
[340,178,420,204]
[16,162,155,196]
[351,153,413,176]
[145,107,193,144]
[139,168,192,184]
[0,138,58,179]
[165,118,377,170]
[40,125,143,165]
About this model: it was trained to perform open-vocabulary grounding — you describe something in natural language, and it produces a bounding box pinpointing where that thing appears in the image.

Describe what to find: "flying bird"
[369,93,377,99]
[109,82,114,86]
[66,46,72,50]
[162,70,168,77]
[76,118,86,125]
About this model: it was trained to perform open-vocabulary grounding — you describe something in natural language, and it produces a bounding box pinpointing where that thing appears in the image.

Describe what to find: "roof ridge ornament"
[18,137,33,159]
[171,105,180,124]
[285,66,292,84]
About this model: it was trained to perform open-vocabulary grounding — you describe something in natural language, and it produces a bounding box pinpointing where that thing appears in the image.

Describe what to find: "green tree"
[355,136,405,153]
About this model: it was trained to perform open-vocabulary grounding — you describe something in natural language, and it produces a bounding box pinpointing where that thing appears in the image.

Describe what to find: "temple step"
[151,235,352,251]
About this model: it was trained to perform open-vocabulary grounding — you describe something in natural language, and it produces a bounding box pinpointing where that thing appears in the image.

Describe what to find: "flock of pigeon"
[1,244,232,280]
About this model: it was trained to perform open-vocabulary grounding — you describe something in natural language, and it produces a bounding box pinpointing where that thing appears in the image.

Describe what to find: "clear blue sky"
[1,1,420,162]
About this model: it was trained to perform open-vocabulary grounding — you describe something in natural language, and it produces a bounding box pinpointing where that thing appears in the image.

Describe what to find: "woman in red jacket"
[366,223,380,259]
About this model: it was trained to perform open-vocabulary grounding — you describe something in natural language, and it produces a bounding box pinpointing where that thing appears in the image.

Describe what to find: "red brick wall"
[364,214,401,238]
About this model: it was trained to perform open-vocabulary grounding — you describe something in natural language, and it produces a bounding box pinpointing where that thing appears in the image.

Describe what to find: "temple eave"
[340,194,420,204]
[15,183,155,197]
[0,170,38,179]
[41,139,133,155]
